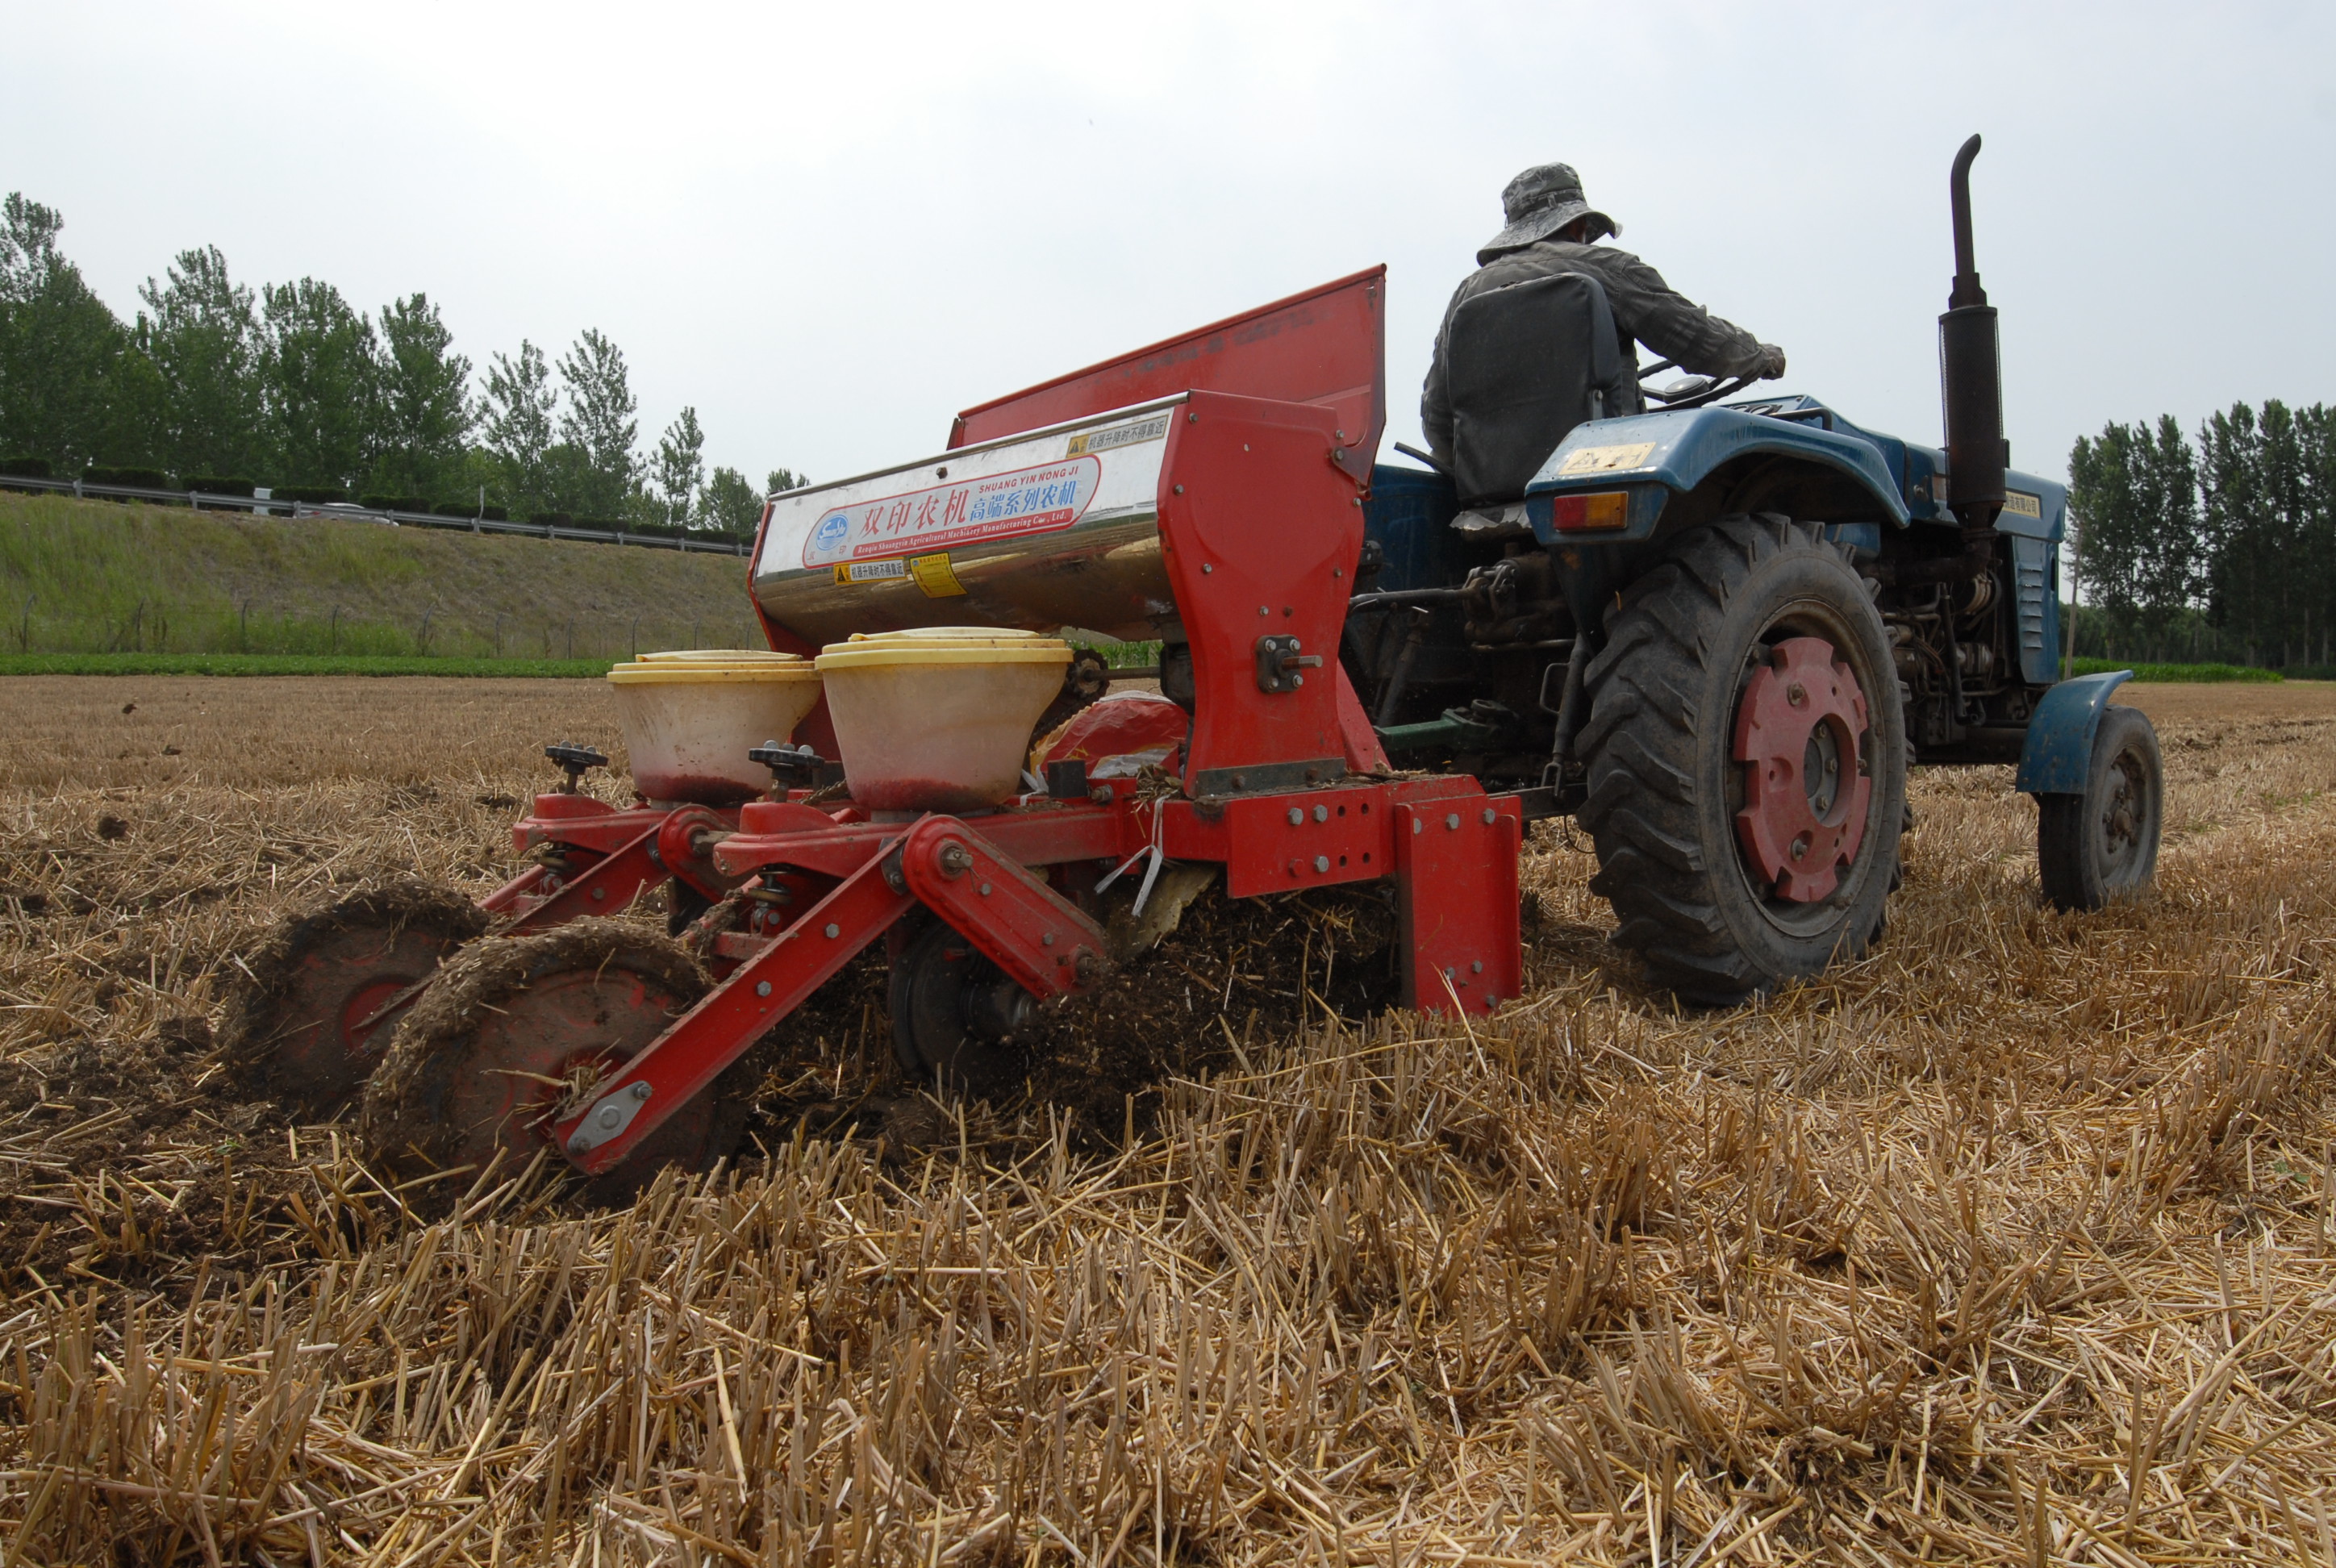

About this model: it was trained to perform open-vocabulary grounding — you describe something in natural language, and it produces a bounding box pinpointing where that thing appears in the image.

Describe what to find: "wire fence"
[0,473,753,555]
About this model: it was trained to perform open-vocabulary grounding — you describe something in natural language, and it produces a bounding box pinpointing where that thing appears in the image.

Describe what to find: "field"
[2,676,2334,1565]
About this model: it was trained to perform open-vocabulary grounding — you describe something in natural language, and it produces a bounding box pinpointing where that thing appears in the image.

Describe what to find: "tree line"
[0,193,804,536]
[2068,399,2336,671]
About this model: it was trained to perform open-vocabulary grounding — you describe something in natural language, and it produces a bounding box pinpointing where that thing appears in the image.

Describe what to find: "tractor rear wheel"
[359,923,755,1204]
[220,881,488,1118]
[1575,515,1906,1003]
[2037,704,2161,911]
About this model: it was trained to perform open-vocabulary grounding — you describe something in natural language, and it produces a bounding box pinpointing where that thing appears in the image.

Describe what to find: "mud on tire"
[219,880,489,1118]
[1575,515,1906,1003]
[360,921,758,1206]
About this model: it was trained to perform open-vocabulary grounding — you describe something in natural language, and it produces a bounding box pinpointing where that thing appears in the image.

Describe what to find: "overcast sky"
[9,1,2332,491]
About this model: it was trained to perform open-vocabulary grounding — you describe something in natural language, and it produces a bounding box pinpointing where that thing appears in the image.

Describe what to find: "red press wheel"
[360,923,755,1203]
[219,882,488,1118]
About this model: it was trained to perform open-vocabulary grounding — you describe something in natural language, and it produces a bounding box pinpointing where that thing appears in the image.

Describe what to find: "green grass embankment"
[0,491,762,662]
[0,653,615,678]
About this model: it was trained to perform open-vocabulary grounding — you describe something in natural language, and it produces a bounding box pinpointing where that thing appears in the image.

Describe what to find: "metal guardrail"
[0,472,752,555]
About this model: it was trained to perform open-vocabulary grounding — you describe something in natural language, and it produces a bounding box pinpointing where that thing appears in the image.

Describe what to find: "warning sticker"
[832,558,908,586]
[1556,442,1657,475]
[803,455,1101,568]
[1067,415,1170,457]
[909,553,966,598]
[2001,490,2043,519]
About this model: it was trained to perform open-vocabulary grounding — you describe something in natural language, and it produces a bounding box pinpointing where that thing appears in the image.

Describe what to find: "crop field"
[2,675,2334,1565]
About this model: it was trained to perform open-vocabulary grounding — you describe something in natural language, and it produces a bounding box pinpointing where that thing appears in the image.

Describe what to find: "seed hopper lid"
[816,627,1074,670]
[607,648,822,685]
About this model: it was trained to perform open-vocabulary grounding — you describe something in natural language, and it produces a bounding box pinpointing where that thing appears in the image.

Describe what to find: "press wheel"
[360,922,754,1203]
[889,918,1032,1093]
[219,881,488,1117]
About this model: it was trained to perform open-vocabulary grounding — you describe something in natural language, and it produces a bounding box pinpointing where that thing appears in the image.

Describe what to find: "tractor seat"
[1445,271,1637,511]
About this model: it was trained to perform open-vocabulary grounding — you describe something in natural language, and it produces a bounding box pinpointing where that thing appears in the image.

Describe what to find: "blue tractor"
[1347,136,2163,1001]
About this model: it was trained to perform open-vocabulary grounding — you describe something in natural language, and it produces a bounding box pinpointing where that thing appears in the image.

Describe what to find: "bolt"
[1258,606,1269,616]
[1074,953,1099,983]
[1174,484,1185,494]
[939,841,973,876]
[1787,682,1807,707]
[1313,855,1329,874]
[597,1105,620,1128]
[1201,564,1213,574]
[1312,804,1329,823]
[1287,807,1304,826]
[1481,808,1495,825]
[567,1135,586,1155]
[1790,835,1810,861]
[631,1081,651,1100]
[590,886,605,901]
[1470,960,1483,974]
[1042,932,1056,946]
[978,882,992,896]
[756,980,772,997]
[1445,813,1459,831]
[823,922,841,938]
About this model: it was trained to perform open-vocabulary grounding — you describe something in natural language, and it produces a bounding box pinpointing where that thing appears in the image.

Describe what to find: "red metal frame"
[553,771,1521,1174]
[948,265,1387,486]
[482,795,748,933]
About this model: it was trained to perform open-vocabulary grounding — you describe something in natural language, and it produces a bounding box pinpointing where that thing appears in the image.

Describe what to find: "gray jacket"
[1421,240,1768,461]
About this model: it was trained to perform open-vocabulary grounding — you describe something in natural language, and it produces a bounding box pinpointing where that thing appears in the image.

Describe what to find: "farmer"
[1420,162,1788,468]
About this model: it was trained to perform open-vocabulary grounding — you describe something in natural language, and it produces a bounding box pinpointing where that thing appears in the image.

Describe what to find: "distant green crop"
[2069,658,2282,684]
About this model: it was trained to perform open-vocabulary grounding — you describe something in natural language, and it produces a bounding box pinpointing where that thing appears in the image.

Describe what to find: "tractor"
[218,135,2161,1192]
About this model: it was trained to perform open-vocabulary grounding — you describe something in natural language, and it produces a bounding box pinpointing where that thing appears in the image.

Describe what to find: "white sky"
[8,1,2332,491]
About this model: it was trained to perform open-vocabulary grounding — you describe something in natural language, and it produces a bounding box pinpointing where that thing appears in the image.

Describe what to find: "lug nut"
[939,842,973,876]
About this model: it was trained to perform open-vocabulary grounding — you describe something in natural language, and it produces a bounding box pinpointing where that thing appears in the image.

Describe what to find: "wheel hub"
[1733,636,1873,903]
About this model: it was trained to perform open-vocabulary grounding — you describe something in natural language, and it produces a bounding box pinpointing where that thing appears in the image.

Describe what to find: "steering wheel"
[1638,358,1759,411]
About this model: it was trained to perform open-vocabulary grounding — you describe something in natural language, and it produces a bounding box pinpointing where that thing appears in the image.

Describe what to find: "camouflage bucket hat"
[1478,162,1618,264]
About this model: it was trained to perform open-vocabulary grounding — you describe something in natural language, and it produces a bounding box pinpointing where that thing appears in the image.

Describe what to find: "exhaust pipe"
[1939,133,2005,540]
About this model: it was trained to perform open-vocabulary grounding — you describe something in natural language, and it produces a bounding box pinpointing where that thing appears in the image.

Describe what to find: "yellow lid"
[636,648,807,664]
[816,626,1072,671]
[608,648,821,686]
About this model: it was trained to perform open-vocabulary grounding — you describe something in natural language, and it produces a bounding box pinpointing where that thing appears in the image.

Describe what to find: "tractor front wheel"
[2037,704,2162,911]
[1576,515,1906,1003]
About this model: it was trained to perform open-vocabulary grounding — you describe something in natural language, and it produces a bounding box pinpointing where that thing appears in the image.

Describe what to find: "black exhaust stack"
[1939,133,2004,540]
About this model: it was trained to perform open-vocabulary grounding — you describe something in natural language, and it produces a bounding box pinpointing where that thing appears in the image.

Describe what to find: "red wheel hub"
[1733,636,1872,903]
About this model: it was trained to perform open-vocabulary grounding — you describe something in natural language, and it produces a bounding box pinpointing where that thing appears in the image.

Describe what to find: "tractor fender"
[2016,670,2133,795]
[1525,406,1910,544]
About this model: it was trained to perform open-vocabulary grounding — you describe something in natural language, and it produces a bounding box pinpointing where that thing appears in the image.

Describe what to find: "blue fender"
[2016,671,2133,794]
[1524,404,1912,543]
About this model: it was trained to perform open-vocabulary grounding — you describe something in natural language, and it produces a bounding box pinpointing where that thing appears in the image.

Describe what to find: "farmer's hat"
[1478,163,1619,265]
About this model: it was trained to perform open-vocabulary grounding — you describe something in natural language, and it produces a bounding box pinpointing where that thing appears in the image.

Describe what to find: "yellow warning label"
[1068,415,1170,457]
[1556,441,1656,475]
[2001,490,2043,519]
[909,552,966,598]
[832,558,908,586]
